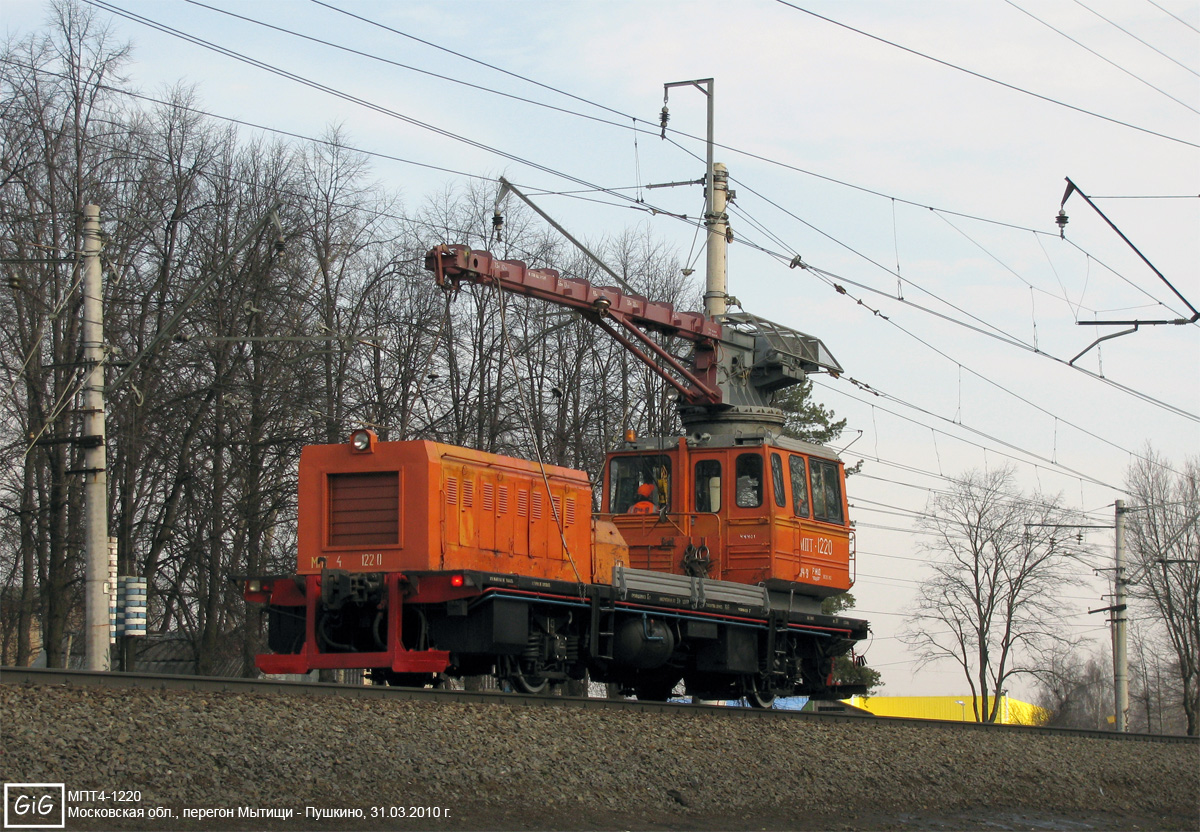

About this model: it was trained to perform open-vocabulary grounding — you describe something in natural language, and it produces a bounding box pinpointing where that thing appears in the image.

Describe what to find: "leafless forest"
[0,4,694,675]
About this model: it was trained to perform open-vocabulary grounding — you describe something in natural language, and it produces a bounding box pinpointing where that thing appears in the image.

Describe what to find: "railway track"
[3,666,1193,745]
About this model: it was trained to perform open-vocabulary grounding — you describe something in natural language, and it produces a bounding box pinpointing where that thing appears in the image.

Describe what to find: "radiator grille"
[329,471,399,546]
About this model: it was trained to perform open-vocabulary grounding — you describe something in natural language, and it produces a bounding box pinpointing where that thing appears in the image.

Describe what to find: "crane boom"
[424,244,843,437]
[425,244,723,405]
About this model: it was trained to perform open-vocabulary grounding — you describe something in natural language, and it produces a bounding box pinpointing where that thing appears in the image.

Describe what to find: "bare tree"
[1034,642,1113,730]
[904,466,1083,722]
[0,0,130,666]
[1124,448,1200,736]
[1128,617,1188,735]
[0,2,761,678]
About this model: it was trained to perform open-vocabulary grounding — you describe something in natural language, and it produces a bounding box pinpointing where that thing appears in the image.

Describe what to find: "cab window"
[735,453,763,508]
[771,453,786,508]
[609,455,671,514]
[810,458,844,524]
[789,455,810,518]
[694,460,721,512]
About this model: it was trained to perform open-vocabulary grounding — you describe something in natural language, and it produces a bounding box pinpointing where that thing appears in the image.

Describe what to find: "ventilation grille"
[499,486,509,514]
[462,479,474,507]
[446,477,459,505]
[482,482,495,512]
[532,491,543,520]
[329,471,399,547]
[517,490,529,517]
[566,498,576,526]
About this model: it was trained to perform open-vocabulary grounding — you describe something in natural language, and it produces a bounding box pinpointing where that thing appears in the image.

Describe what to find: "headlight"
[350,429,375,452]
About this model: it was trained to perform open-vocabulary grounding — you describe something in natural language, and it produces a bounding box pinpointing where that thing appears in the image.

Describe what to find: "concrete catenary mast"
[81,204,110,671]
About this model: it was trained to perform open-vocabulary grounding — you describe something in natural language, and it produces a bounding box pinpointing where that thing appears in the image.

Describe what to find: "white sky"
[5,0,1198,700]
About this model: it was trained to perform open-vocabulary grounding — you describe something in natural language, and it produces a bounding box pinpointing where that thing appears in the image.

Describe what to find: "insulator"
[659,106,669,138]
[1055,209,1069,237]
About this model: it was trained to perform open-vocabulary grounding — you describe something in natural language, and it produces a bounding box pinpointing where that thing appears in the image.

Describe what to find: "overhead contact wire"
[773,0,1200,148]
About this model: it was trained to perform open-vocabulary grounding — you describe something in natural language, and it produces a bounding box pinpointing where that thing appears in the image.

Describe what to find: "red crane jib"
[425,245,723,405]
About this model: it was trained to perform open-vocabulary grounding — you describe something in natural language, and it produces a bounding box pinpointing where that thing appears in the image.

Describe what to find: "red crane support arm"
[425,245,723,405]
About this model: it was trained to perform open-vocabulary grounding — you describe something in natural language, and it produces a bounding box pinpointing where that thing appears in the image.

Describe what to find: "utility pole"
[706,162,729,317]
[81,204,110,672]
[662,78,727,317]
[1037,515,1127,730]
[1113,499,1128,732]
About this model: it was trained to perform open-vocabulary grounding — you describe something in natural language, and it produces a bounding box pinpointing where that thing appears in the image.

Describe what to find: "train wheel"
[634,673,682,702]
[743,675,776,709]
[502,656,549,695]
[372,670,437,688]
[633,682,674,702]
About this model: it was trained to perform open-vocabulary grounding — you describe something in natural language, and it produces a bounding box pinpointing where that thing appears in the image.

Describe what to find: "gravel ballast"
[2,683,1196,831]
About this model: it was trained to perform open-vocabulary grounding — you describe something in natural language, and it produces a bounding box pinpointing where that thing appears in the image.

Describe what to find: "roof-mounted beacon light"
[349,428,377,453]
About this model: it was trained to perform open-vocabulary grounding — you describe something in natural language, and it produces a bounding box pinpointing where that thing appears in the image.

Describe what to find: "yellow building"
[843,694,1049,725]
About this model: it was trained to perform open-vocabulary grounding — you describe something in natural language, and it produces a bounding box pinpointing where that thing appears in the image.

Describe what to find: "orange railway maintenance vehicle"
[242,244,870,705]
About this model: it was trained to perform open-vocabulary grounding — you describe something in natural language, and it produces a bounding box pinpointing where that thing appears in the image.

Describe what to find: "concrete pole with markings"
[705,162,729,318]
[82,204,110,672]
[1113,499,1128,732]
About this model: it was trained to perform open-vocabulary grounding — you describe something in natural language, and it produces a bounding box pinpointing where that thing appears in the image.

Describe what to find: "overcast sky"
[5,0,1197,699]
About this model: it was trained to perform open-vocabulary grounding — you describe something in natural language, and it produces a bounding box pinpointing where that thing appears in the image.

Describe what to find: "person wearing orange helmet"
[628,482,657,515]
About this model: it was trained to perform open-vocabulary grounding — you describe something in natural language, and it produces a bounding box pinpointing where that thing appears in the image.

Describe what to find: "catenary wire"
[722,207,1200,453]
[18,47,1183,366]
[819,377,1123,490]
[181,0,640,134]
[1000,0,1200,115]
[7,51,1190,501]
[772,0,1200,148]
[201,0,1190,240]
[80,0,685,223]
[82,0,1200,403]
[1144,0,1200,36]
[1069,0,1200,77]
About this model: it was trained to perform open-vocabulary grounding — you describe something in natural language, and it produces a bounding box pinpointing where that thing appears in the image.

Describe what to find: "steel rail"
[3,667,1194,745]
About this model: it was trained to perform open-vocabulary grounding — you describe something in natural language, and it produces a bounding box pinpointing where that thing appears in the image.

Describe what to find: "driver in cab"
[628,482,657,515]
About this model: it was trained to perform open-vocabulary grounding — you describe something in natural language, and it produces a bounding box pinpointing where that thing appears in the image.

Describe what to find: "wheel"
[743,675,776,709]
[634,674,682,702]
[634,682,676,702]
[371,670,437,688]
[501,656,549,695]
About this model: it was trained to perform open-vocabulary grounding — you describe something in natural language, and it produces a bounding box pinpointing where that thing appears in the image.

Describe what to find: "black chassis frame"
[402,569,870,699]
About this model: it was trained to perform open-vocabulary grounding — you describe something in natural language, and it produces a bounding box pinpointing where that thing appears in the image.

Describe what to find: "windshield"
[609,455,672,514]
[810,458,844,524]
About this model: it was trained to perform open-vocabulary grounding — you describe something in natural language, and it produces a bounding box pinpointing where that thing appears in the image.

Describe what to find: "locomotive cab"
[602,432,855,612]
